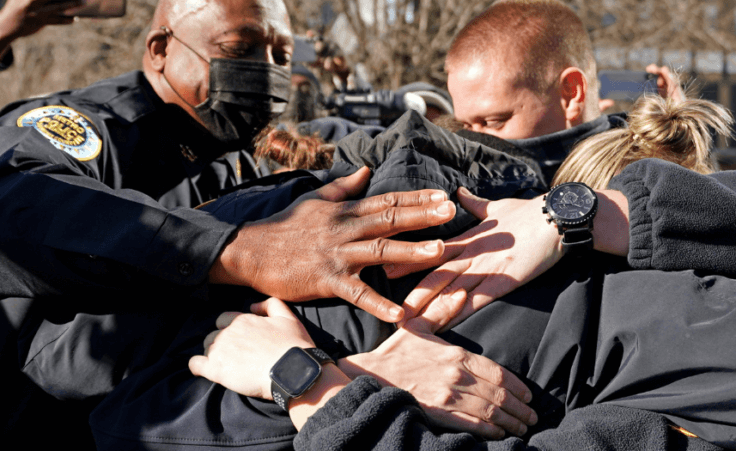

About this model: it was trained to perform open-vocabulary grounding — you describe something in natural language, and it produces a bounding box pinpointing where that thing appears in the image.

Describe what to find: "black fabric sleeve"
[0,125,237,302]
[608,158,736,276]
[295,377,722,451]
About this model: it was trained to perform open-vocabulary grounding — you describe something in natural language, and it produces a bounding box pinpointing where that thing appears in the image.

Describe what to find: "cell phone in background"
[292,36,317,64]
[61,0,126,17]
[598,71,658,100]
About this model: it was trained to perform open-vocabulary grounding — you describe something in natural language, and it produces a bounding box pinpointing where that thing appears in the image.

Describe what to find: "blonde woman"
[553,93,733,189]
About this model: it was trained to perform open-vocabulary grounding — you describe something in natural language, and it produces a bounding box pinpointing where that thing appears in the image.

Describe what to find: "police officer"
[0,0,454,446]
[0,0,453,321]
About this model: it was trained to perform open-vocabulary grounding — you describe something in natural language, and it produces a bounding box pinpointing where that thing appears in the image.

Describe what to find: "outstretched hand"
[189,298,316,400]
[0,0,80,45]
[387,187,562,330]
[209,167,456,323]
[339,286,537,439]
[646,64,685,103]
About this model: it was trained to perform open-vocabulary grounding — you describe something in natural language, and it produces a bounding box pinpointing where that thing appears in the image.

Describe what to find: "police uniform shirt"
[0,70,265,304]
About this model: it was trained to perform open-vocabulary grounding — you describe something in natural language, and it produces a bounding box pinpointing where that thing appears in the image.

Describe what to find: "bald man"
[445,0,625,185]
[0,0,459,445]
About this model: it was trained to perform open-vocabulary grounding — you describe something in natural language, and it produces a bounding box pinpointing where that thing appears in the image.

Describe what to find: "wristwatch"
[270,347,335,411]
[542,182,598,256]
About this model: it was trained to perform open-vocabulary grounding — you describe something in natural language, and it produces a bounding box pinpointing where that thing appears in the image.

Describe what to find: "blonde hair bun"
[553,87,733,190]
[627,95,732,173]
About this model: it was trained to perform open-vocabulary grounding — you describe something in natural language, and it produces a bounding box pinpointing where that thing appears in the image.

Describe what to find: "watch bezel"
[544,182,598,228]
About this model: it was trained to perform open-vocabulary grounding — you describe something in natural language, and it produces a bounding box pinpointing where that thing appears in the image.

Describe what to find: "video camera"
[323,89,427,127]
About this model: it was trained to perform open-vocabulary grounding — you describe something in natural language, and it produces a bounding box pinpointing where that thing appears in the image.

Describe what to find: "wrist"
[288,363,351,430]
[209,224,258,285]
[337,353,382,382]
[536,195,565,256]
[592,190,629,256]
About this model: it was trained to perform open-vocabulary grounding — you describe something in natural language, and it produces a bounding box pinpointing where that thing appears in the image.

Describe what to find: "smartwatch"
[542,182,598,256]
[270,347,335,411]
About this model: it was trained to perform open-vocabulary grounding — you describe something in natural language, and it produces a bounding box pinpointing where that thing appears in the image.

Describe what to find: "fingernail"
[529,411,538,426]
[436,202,451,216]
[389,306,404,320]
[524,392,533,404]
[458,186,470,196]
[518,425,528,436]
[431,192,447,202]
[421,241,440,255]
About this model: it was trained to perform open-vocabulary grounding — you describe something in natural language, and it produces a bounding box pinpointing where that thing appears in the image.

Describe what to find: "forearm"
[0,135,236,299]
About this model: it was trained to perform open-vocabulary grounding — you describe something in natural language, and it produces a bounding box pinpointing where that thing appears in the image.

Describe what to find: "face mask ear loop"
[160,26,211,64]
[159,26,210,110]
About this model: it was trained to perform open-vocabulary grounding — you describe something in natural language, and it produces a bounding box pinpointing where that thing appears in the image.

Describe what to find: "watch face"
[270,347,322,397]
[546,183,597,222]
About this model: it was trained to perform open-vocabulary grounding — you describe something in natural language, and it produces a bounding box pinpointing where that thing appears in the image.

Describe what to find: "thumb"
[188,355,209,378]
[250,297,298,320]
[404,289,467,334]
[457,187,490,220]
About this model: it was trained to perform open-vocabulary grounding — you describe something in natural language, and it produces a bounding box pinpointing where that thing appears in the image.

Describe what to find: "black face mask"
[162,27,291,146]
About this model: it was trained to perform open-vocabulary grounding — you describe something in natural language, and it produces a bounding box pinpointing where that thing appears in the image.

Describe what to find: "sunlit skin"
[144,0,294,127]
[448,56,580,140]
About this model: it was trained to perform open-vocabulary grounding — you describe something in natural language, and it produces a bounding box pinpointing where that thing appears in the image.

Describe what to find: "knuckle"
[483,404,500,422]
[231,314,247,327]
[348,284,372,308]
[447,346,467,365]
[380,207,399,227]
[443,366,464,383]
[490,365,506,385]
[328,220,345,236]
[493,388,510,406]
[382,192,399,207]
[369,238,389,260]
[433,388,455,406]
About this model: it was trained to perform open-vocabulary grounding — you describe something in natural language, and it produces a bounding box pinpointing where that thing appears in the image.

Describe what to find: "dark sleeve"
[608,158,736,275]
[295,377,721,451]
[0,124,236,304]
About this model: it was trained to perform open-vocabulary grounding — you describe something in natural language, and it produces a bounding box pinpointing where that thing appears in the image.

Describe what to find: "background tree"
[3,0,736,107]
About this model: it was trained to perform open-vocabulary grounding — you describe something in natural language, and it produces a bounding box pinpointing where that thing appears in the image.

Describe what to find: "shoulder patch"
[17,105,102,161]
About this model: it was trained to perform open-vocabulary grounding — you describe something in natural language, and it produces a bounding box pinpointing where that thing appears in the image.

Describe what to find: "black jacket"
[0,70,265,447]
[295,377,723,451]
[81,113,736,450]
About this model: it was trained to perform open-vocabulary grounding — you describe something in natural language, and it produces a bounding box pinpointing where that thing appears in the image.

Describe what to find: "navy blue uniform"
[0,70,267,446]
[0,70,270,303]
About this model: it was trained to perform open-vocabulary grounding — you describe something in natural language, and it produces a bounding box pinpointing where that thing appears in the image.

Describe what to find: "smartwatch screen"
[270,347,322,397]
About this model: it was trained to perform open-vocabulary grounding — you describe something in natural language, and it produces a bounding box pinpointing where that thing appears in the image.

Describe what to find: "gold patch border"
[17,105,103,162]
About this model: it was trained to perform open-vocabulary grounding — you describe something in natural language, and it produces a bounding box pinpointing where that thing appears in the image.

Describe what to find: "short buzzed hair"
[446,0,597,101]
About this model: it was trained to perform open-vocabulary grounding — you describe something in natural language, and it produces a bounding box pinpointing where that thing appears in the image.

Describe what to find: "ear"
[559,67,587,125]
[145,28,169,73]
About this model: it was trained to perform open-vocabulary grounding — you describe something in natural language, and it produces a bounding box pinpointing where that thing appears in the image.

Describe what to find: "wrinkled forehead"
[171,0,291,40]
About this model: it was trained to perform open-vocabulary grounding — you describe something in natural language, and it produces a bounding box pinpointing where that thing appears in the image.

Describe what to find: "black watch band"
[561,226,594,256]
[270,347,334,411]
